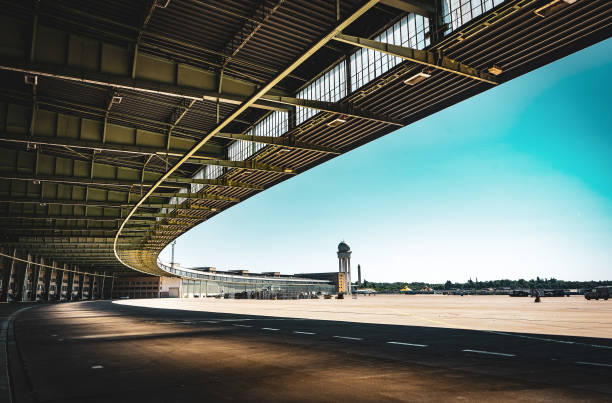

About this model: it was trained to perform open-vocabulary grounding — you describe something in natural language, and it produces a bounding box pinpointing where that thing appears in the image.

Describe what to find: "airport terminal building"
[112,262,336,299]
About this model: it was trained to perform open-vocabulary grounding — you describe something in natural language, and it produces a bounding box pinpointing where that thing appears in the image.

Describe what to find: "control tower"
[337,241,352,295]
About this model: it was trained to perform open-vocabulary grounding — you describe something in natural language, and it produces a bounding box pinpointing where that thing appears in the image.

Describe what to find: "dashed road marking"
[387,341,427,347]
[232,324,252,328]
[91,365,104,370]
[293,331,315,335]
[485,331,612,350]
[333,336,363,341]
[262,328,279,331]
[575,361,612,368]
[462,349,515,357]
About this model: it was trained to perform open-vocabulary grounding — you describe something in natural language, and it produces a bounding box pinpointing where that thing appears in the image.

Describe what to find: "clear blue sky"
[161,38,612,283]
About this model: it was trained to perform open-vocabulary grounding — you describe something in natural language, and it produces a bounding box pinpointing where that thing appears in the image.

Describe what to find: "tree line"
[360,277,612,293]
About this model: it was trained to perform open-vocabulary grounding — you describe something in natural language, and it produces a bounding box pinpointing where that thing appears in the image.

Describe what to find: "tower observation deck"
[0,0,609,294]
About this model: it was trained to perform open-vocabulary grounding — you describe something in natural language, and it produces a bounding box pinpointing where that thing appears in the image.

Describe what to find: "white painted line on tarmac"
[293,331,315,335]
[262,328,279,331]
[575,361,612,368]
[387,341,427,347]
[232,324,252,328]
[91,365,104,369]
[222,319,254,322]
[333,336,363,341]
[484,331,612,350]
[462,349,515,357]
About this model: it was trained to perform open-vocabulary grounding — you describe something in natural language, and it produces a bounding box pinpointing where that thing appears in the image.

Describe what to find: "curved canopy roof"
[0,0,608,277]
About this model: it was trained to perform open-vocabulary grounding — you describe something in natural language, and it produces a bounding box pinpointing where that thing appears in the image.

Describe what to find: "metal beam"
[131,211,204,219]
[164,177,263,190]
[215,132,340,154]
[187,158,295,174]
[133,209,206,220]
[1,198,224,209]
[0,62,287,112]
[0,173,263,190]
[332,33,499,85]
[1,138,291,176]
[0,223,117,231]
[4,242,137,247]
[260,95,403,126]
[379,0,435,17]
[151,192,239,202]
[138,203,218,211]
[0,131,223,160]
[1,227,118,233]
[1,246,114,252]
[0,198,125,208]
[0,215,120,221]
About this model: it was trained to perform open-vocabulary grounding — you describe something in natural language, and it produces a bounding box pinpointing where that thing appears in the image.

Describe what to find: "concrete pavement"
[6,300,612,402]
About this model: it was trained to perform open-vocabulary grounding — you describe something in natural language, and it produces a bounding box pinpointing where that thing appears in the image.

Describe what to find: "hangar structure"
[0,0,610,299]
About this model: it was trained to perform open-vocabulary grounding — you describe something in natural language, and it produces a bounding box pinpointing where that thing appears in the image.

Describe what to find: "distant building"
[112,276,180,299]
[297,272,347,293]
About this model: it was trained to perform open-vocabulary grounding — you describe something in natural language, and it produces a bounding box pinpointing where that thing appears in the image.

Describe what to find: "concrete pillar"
[67,266,77,301]
[89,272,96,300]
[0,249,16,302]
[100,271,106,299]
[109,275,115,300]
[43,261,53,301]
[56,265,65,301]
[66,266,75,301]
[31,256,41,301]
[14,252,31,302]
[78,271,85,300]
[0,248,3,300]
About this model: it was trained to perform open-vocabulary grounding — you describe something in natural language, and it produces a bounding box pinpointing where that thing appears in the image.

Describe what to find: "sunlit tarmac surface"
[117,295,612,339]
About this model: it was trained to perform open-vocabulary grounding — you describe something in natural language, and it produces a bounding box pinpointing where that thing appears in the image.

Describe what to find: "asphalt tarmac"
[5,300,612,402]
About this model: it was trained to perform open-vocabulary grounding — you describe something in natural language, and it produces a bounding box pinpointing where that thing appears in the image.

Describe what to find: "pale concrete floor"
[117,294,612,338]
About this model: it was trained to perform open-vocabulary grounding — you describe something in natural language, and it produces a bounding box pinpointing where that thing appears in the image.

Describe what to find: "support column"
[78,272,85,300]
[90,272,96,300]
[109,275,115,300]
[100,271,106,299]
[32,256,41,301]
[0,248,4,300]
[43,261,54,301]
[66,266,75,301]
[56,265,65,301]
[15,252,31,302]
[0,249,16,302]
